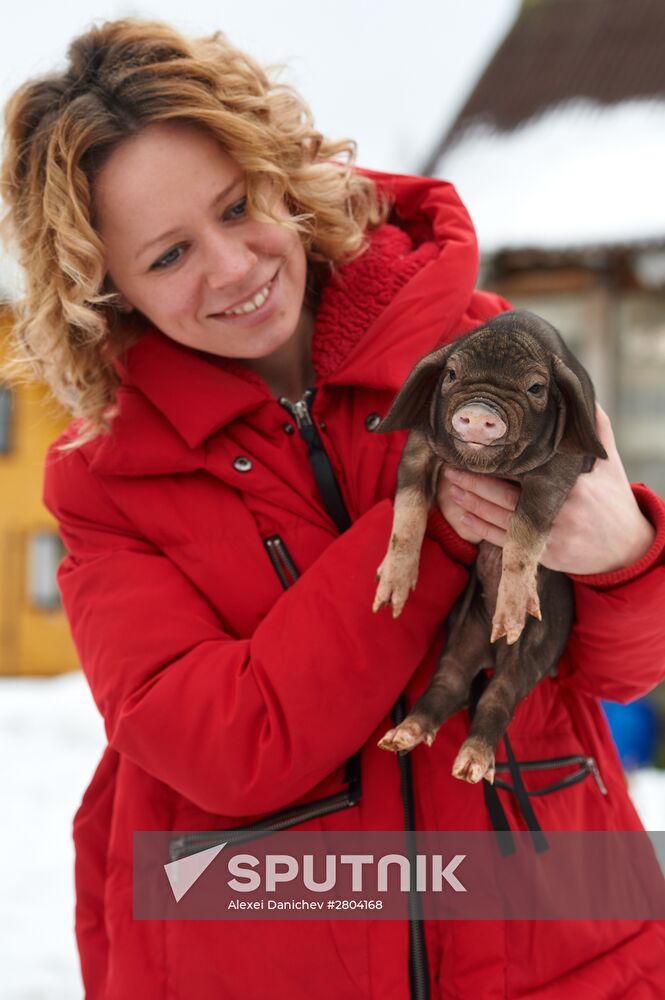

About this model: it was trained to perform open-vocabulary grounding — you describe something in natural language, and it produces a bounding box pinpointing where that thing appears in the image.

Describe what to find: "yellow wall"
[0,308,80,675]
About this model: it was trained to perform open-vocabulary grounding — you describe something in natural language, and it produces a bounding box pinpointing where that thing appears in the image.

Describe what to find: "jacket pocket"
[170,532,363,863]
[169,785,361,861]
[494,753,608,797]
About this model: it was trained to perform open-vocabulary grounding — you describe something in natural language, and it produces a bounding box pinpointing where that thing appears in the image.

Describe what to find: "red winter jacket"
[43,171,665,1000]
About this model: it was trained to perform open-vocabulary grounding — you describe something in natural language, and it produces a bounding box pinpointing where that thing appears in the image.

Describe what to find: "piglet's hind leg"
[452,637,531,785]
[379,590,490,755]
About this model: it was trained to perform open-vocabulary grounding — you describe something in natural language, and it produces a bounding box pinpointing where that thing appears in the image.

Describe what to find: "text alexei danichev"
[227,899,385,910]
[228,899,324,910]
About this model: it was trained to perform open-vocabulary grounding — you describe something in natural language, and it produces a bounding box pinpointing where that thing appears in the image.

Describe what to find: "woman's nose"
[204,232,258,289]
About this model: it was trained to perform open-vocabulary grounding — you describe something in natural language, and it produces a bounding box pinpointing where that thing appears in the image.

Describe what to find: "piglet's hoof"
[378,717,436,755]
[491,582,541,645]
[490,619,524,645]
[373,551,419,619]
[452,739,495,784]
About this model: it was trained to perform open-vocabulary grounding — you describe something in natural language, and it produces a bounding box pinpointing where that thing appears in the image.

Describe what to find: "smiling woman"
[93,123,313,398]
[0,17,385,445]
[1,15,665,1000]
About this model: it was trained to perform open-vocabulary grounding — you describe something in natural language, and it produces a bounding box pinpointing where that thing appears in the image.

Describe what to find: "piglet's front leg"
[491,515,546,645]
[373,430,440,618]
[491,469,575,644]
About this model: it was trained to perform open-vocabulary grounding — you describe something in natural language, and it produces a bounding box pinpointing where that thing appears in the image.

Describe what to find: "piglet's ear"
[378,343,454,434]
[552,357,608,459]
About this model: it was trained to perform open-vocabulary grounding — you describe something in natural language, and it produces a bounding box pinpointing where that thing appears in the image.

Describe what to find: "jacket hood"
[89,170,480,473]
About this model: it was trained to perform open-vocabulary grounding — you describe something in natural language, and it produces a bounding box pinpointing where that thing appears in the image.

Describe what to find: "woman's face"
[93,122,309,363]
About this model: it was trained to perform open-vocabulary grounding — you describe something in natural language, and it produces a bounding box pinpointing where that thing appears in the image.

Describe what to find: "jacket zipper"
[493,754,608,796]
[586,756,608,794]
[279,389,353,533]
[277,393,430,1000]
[169,787,361,862]
[264,535,299,588]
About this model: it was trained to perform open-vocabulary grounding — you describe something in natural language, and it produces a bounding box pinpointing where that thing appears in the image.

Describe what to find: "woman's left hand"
[439,404,656,576]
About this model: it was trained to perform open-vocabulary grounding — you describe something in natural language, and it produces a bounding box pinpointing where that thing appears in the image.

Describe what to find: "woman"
[2,17,664,1000]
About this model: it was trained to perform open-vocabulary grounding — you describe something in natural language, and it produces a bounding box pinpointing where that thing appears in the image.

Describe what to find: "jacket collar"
[117,328,271,447]
[89,170,479,475]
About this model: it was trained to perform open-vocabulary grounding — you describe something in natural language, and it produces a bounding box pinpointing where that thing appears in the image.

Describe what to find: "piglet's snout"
[452,402,507,444]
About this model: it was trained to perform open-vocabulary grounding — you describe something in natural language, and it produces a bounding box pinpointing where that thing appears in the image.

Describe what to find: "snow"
[435,99,665,254]
[627,768,665,832]
[0,673,105,1000]
[1,671,663,998]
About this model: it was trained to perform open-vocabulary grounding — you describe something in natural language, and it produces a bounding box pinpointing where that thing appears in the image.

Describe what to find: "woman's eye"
[148,198,247,271]
[225,196,247,221]
[151,245,184,270]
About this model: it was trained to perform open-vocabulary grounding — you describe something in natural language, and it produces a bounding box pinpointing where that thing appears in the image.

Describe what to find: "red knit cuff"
[568,483,665,590]
[426,508,478,566]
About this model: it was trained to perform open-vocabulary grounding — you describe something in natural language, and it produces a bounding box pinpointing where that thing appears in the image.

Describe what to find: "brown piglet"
[374,310,607,784]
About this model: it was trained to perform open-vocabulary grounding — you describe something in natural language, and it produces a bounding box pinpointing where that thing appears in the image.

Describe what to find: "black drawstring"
[392,696,431,1000]
[469,672,549,855]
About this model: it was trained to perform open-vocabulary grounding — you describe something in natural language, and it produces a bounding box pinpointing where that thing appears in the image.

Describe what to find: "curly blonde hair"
[0,18,388,451]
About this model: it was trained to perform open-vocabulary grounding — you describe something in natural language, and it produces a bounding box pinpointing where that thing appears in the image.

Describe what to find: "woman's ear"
[115,295,134,315]
[103,274,134,314]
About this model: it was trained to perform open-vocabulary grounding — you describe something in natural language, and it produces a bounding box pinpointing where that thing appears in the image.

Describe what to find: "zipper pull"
[586,757,608,795]
[279,390,316,438]
[264,535,300,589]
[291,398,313,429]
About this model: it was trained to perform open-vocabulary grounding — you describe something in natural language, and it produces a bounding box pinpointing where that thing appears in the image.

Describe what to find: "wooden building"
[428,0,665,493]
[0,307,78,675]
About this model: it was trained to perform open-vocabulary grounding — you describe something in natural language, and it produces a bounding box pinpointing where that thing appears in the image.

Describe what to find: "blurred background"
[0,1,663,996]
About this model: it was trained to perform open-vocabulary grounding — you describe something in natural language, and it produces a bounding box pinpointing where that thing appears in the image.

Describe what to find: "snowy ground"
[0,673,105,1000]
[1,672,663,999]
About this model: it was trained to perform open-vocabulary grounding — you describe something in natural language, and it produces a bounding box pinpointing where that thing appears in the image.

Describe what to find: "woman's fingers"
[540,403,655,573]
[455,510,508,548]
[436,466,516,547]
[442,466,520,512]
[447,483,515,531]
[595,402,618,457]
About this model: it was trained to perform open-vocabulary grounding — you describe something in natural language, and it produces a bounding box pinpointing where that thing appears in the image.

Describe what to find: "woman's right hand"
[435,464,520,547]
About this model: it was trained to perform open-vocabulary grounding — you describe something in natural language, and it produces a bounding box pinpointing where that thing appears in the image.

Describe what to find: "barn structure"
[427,0,665,493]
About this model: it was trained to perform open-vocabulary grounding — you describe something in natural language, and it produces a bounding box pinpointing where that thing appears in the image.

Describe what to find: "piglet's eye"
[527,383,545,396]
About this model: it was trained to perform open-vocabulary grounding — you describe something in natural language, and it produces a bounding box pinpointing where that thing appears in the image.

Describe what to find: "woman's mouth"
[209,272,279,324]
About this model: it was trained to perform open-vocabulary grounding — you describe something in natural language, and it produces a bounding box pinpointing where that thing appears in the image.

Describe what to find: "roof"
[429,0,665,254]
[436,99,665,254]
[431,0,665,157]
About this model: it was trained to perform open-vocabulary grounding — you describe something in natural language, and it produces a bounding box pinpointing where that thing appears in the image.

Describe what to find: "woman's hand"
[436,404,656,576]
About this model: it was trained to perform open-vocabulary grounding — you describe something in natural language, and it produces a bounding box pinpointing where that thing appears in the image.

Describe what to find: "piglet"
[374,310,607,784]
